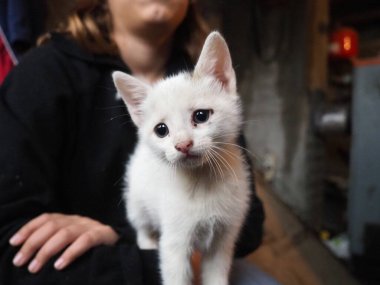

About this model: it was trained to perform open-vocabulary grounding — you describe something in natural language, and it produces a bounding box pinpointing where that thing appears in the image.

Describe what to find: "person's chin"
[142,5,174,24]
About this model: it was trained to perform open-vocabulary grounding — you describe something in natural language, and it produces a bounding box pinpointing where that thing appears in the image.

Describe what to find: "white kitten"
[113,32,250,285]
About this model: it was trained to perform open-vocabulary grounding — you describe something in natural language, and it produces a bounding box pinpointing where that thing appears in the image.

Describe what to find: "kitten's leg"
[201,230,237,285]
[136,227,158,250]
[159,230,193,285]
[127,195,158,249]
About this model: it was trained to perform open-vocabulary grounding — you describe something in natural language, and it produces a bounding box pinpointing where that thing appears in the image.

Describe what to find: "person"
[0,0,279,284]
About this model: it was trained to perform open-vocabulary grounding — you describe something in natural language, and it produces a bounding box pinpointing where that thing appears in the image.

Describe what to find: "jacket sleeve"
[234,134,265,258]
[0,47,160,285]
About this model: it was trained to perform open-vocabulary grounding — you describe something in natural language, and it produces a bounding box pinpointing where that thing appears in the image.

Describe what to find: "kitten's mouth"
[171,151,205,168]
[185,153,200,159]
[177,152,203,166]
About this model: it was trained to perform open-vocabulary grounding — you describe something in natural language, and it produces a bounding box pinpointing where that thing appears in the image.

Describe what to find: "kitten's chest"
[179,185,246,251]
[192,216,226,251]
[166,176,248,226]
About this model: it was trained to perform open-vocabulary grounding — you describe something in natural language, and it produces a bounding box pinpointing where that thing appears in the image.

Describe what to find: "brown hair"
[41,0,209,62]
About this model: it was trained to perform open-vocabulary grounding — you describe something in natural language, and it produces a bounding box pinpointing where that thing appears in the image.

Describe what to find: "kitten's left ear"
[112,71,150,127]
[194,31,236,93]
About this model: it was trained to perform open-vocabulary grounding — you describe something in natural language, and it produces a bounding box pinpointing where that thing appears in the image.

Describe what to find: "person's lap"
[230,259,281,285]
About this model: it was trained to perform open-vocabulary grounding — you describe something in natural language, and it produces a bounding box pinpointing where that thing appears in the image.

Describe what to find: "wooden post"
[307,0,329,93]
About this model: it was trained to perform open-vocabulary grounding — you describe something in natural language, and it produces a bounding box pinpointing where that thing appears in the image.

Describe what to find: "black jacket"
[0,33,264,285]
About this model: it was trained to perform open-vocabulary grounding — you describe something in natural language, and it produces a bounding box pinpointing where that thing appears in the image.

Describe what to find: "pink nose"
[175,140,193,154]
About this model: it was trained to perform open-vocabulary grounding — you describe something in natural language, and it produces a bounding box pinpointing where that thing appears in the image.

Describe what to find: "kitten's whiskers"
[107,113,130,122]
[213,141,257,160]
[211,145,241,161]
[206,149,225,181]
[204,151,218,181]
[208,148,239,185]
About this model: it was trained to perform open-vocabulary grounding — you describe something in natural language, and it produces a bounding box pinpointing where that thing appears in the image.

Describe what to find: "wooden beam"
[307,0,329,93]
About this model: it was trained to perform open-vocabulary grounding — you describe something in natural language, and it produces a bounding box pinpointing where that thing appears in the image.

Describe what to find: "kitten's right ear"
[194,31,236,93]
[112,71,149,126]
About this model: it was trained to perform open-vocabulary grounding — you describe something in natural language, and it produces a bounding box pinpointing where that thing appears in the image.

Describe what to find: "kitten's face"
[139,74,241,168]
[113,32,240,169]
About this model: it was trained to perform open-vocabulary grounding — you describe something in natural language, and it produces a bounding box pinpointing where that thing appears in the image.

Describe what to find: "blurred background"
[1,0,379,284]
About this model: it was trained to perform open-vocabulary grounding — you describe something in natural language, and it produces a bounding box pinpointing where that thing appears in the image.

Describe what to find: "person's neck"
[113,29,173,84]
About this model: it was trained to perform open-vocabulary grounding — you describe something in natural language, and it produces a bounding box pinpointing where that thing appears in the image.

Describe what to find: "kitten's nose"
[175,140,193,154]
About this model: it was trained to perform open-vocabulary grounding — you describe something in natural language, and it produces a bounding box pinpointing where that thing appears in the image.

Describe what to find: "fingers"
[28,227,78,273]
[9,213,51,246]
[55,226,119,271]
[9,213,120,273]
[12,220,61,268]
[54,232,99,270]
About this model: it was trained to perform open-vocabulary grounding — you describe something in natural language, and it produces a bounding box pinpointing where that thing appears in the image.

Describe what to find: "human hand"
[9,213,119,273]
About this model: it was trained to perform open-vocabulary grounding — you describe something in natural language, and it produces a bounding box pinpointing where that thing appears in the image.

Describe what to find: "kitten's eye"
[193,109,211,124]
[154,123,169,138]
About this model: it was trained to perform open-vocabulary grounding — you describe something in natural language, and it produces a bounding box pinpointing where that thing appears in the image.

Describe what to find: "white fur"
[113,32,250,285]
